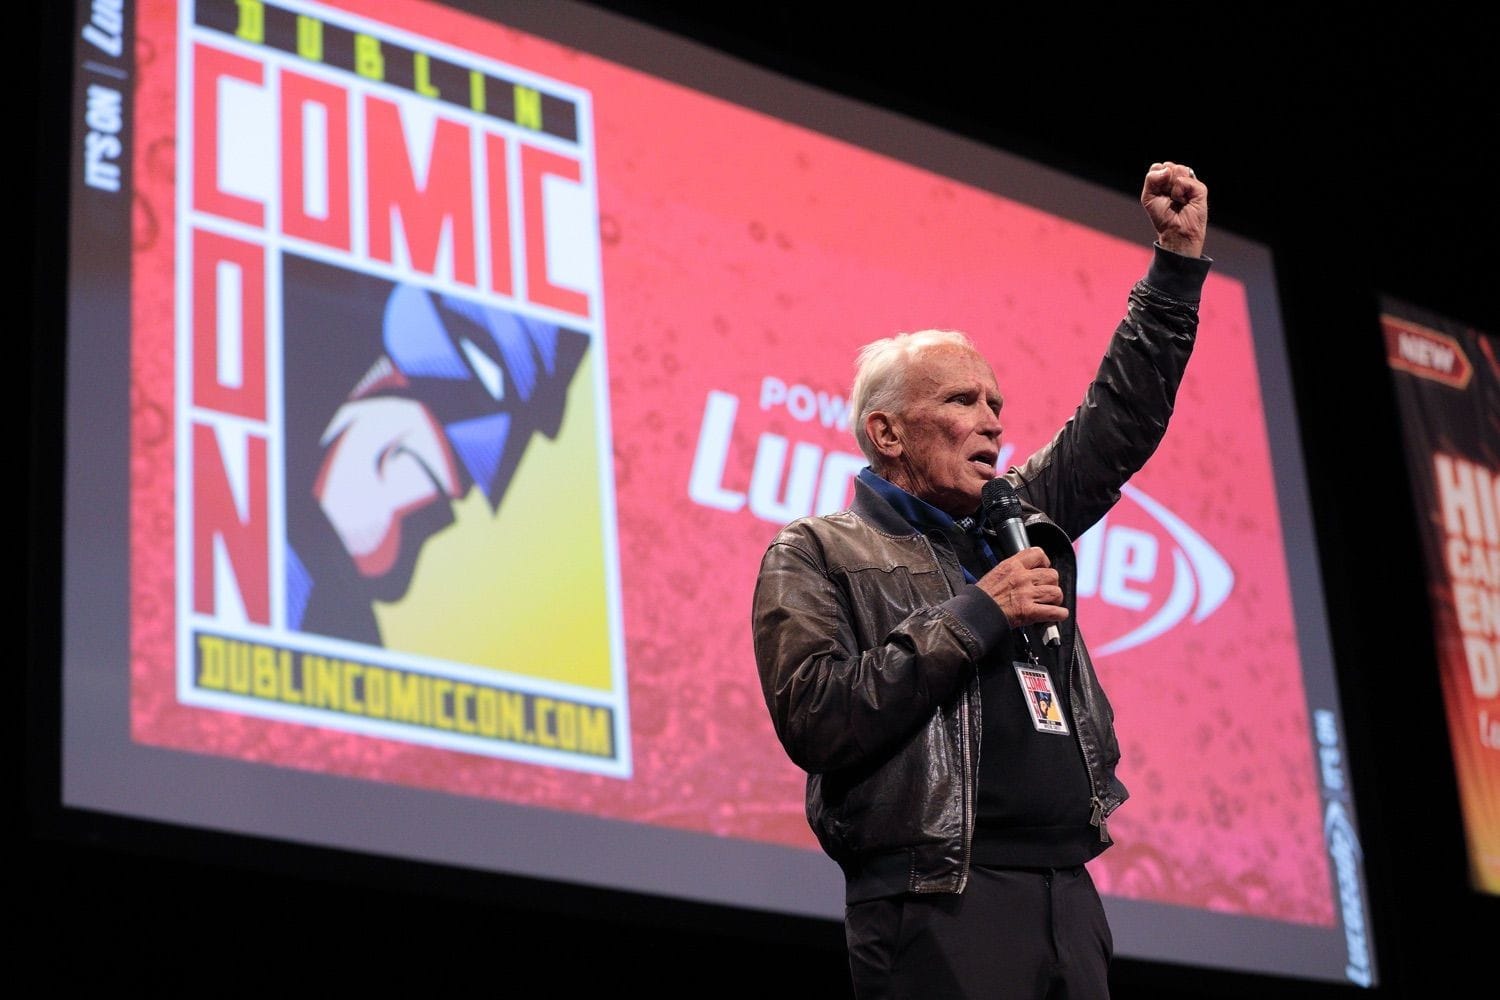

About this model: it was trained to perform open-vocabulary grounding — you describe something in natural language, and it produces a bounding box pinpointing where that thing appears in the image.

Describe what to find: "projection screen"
[60,0,1376,985]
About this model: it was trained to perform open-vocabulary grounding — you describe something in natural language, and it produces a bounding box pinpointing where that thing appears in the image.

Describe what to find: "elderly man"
[752,162,1209,999]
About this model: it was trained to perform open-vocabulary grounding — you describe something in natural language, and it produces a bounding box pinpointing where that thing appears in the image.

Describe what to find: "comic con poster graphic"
[126,0,1349,929]
[1383,301,1500,894]
[133,0,629,782]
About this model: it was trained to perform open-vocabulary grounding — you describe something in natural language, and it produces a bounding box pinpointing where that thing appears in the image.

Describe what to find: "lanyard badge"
[1014,662,1069,735]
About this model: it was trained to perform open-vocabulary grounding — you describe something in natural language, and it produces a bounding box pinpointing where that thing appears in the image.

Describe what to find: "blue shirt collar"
[858,468,996,584]
[858,467,978,536]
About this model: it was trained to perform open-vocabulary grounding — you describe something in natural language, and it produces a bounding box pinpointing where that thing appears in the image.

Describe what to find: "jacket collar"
[855,468,981,534]
[849,471,924,536]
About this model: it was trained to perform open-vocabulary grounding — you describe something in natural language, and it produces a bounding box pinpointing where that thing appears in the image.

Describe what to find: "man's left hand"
[1141,161,1208,258]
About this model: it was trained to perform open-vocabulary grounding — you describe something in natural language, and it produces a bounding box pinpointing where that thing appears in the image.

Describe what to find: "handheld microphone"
[980,478,1062,647]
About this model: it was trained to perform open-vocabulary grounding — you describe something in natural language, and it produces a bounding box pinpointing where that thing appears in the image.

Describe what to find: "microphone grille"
[981,477,1022,519]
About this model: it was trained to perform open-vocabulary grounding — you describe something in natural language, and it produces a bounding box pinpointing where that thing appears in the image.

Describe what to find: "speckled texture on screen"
[127,0,1331,925]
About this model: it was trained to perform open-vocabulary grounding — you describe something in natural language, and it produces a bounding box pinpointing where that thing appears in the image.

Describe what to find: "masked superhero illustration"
[283,258,588,646]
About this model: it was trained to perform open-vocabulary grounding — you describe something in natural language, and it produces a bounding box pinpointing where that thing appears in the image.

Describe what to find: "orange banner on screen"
[1383,307,1500,895]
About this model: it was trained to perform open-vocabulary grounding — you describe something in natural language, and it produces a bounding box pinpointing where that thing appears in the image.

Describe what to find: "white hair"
[850,329,978,466]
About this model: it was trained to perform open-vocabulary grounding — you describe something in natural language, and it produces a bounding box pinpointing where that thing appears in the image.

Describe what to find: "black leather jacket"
[752,246,1210,902]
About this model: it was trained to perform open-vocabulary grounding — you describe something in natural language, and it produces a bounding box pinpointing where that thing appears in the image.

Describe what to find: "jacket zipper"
[1030,511,1111,847]
[1073,642,1111,844]
[918,531,976,890]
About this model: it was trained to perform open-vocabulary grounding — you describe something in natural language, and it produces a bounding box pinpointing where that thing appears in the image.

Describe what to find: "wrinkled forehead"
[905,342,1002,398]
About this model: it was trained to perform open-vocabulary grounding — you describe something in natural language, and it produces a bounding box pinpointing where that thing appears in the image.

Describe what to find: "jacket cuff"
[944,586,1011,656]
[1145,243,1213,303]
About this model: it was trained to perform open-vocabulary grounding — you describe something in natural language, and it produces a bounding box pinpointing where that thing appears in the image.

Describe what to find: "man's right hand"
[976,547,1070,628]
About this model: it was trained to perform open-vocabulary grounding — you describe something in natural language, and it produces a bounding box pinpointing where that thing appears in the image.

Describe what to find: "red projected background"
[127,0,1331,925]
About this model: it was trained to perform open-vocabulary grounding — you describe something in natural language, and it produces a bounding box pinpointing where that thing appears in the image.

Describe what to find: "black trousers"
[844,865,1113,1000]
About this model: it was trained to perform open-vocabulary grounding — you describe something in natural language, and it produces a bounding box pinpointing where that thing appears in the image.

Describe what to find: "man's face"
[882,344,1004,518]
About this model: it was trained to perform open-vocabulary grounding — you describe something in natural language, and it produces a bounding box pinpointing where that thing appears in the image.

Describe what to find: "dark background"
[26,3,1498,996]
